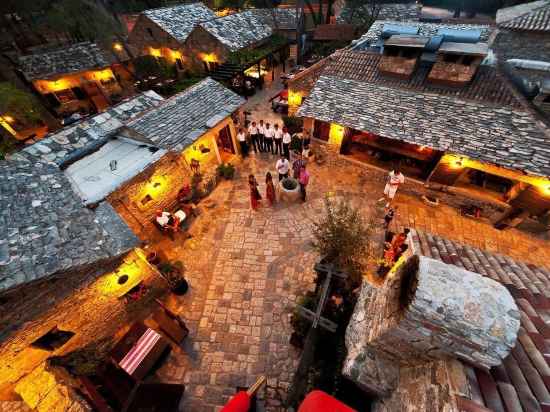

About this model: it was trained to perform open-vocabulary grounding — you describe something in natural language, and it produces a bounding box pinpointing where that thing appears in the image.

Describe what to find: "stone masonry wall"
[493,30,550,63]
[127,14,183,58]
[183,26,230,73]
[0,249,164,400]
[108,152,191,237]
[367,255,521,369]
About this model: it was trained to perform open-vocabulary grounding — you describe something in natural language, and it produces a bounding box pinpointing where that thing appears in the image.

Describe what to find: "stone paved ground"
[147,147,550,412]
[142,79,550,412]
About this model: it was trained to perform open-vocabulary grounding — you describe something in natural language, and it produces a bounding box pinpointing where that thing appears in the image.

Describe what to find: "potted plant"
[158,261,189,295]
[279,177,301,202]
[216,163,235,180]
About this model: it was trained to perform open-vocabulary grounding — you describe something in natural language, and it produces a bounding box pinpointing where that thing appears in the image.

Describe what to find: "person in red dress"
[265,172,276,206]
[248,174,261,210]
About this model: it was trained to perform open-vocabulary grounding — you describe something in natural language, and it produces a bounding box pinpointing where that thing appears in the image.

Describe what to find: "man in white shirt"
[273,123,283,155]
[257,120,266,152]
[248,121,259,153]
[264,123,274,154]
[276,154,290,181]
[282,127,292,159]
[237,127,248,157]
[378,169,405,207]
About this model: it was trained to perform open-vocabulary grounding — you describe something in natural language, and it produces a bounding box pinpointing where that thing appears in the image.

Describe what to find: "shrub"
[216,163,235,179]
[312,198,375,287]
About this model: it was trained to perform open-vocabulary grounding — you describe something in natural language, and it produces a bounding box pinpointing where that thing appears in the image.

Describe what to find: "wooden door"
[217,125,235,154]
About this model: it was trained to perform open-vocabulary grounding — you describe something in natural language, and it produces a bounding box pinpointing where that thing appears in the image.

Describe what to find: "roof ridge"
[143,1,207,14]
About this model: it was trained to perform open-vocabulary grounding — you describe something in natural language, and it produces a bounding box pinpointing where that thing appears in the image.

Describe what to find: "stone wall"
[127,14,183,59]
[108,152,191,236]
[0,249,164,401]
[183,27,230,73]
[493,30,550,63]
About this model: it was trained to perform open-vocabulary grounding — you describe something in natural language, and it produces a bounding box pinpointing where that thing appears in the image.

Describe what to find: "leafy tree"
[0,82,42,126]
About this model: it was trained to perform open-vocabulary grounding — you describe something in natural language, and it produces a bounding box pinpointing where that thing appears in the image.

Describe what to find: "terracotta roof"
[411,230,550,412]
[143,2,216,43]
[18,42,112,80]
[497,0,550,32]
[313,24,356,41]
[323,51,519,107]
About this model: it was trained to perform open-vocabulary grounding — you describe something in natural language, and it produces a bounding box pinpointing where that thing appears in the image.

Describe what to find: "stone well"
[365,255,521,369]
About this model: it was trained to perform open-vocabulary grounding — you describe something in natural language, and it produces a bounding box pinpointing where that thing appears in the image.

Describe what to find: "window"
[31,327,74,351]
[147,28,154,38]
[443,54,460,63]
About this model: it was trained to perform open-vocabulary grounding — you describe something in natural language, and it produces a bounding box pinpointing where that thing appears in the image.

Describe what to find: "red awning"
[220,391,250,412]
[298,391,357,412]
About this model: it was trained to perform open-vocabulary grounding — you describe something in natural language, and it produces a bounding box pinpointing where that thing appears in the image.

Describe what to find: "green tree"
[0,82,42,126]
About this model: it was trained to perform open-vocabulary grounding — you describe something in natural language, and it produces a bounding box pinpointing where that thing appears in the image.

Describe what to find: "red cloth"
[298,391,356,412]
[279,89,288,100]
[221,391,250,412]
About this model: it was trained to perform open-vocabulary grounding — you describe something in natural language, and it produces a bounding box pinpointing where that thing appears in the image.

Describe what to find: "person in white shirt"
[236,127,248,157]
[257,120,266,152]
[264,123,274,154]
[248,121,259,153]
[378,169,405,207]
[282,126,292,159]
[275,154,290,181]
[273,123,283,155]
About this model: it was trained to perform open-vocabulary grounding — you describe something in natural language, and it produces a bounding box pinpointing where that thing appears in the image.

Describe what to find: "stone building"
[18,42,126,118]
[19,78,244,236]
[297,20,550,227]
[126,2,217,73]
[345,229,550,411]
[0,154,164,410]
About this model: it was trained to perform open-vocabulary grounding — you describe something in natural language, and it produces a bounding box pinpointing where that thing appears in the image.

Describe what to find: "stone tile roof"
[14,91,164,167]
[355,20,492,47]
[497,0,550,32]
[143,2,216,43]
[313,24,357,41]
[299,74,550,177]
[126,78,245,151]
[199,10,273,52]
[18,42,112,80]
[411,229,550,412]
[0,159,138,293]
[249,8,301,30]
[337,2,421,25]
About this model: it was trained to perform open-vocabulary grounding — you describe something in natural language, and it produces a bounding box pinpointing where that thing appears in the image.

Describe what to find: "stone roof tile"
[249,8,301,30]
[18,42,112,80]
[143,2,216,43]
[298,70,550,177]
[497,0,550,32]
[337,2,420,25]
[199,10,273,51]
[15,91,164,166]
[126,78,244,151]
[0,159,137,292]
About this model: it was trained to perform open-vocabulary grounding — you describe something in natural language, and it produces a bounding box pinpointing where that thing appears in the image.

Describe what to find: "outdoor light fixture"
[3,115,14,123]
[113,43,123,51]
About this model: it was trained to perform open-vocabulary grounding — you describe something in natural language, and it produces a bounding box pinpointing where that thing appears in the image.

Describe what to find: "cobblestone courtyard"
[147,145,550,411]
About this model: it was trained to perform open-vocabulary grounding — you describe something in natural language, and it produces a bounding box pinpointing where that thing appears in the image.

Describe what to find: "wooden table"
[111,323,170,381]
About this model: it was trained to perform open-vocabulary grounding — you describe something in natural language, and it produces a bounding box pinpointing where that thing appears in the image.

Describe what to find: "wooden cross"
[294,262,348,333]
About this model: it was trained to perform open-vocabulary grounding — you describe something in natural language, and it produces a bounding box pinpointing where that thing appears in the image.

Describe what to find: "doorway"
[217,125,235,161]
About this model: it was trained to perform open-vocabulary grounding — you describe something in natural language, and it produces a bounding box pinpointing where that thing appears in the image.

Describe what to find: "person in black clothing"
[384,205,397,230]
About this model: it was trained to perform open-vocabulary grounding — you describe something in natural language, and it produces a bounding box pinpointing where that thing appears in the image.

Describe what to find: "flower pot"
[279,178,301,202]
[171,278,189,295]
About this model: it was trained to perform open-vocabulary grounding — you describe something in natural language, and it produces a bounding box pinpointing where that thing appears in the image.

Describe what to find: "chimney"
[427,42,488,87]
[378,35,429,79]
[533,79,550,115]
[361,254,520,369]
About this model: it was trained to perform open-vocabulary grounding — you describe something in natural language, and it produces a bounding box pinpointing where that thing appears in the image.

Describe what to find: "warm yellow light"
[202,53,217,63]
[150,47,162,57]
[92,68,115,81]
[113,43,123,51]
[288,91,302,106]
[3,115,14,123]
[100,251,146,296]
[0,117,17,136]
[328,123,345,145]
[36,78,72,92]
[171,49,182,59]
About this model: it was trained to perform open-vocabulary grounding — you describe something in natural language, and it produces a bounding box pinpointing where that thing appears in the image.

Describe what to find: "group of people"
[248,153,310,210]
[237,120,311,160]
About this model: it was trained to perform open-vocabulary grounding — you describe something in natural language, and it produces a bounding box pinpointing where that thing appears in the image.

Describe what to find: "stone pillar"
[366,255,520,369]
